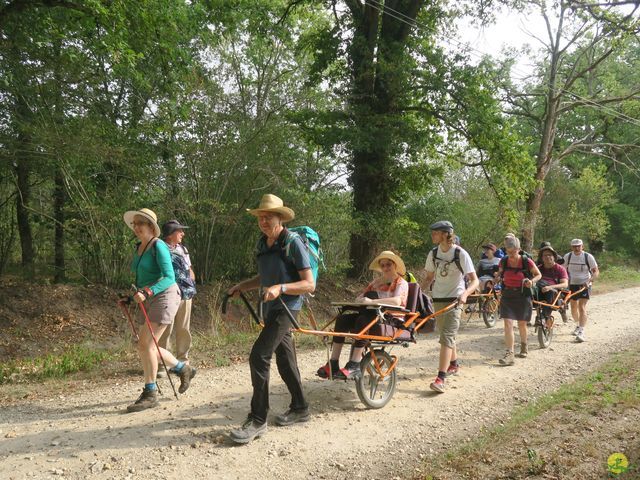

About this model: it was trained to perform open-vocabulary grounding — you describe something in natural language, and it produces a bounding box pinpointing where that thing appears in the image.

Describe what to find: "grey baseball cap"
[429,220,454,233]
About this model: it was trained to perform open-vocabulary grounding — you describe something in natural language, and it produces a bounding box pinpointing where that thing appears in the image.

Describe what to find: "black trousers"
[333,310,377,348]
[249,309,307,425]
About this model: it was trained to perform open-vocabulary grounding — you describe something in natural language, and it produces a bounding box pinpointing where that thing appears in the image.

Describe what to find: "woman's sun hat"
[246,194,295,223]
[368,250,407,276]
[124,208,161,237]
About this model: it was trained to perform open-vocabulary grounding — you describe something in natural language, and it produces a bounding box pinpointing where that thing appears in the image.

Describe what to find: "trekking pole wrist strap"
[140,287,153,299]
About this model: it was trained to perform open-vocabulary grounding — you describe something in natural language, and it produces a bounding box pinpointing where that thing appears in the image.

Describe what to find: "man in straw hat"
[227,194,315,444]
[535,243,568,320]
[423,221,478,393]
[562,239,599,343]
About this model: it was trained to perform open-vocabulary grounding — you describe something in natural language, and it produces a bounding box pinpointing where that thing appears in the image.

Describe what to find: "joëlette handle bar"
[222,292,262,326]
[221,292,301,329]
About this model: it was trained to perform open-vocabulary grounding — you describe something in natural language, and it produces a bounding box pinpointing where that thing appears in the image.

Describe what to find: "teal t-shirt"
[131,239,176,296]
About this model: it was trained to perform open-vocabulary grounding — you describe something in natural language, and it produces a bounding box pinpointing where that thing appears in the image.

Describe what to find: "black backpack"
[431,246,464,275]
[499,252,533,279]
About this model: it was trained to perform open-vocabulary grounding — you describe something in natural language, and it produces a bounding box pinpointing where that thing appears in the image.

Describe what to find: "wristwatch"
[281,284,287,293]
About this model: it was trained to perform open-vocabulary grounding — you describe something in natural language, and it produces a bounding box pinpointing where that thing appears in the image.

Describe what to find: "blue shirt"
[256,229,311,314]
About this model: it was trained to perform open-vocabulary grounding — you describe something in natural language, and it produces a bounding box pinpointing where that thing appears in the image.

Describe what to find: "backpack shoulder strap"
[453,246,464,274]
[430,246,439,268]
[584,252,592,270]
[521,253,531,278]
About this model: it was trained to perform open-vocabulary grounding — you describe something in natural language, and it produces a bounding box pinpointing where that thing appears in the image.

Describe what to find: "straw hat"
[246,194,295,223]
[123,208,161,237]
[368,251,407,276]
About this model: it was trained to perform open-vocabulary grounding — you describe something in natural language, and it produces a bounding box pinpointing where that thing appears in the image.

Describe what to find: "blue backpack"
[283,226,324,285]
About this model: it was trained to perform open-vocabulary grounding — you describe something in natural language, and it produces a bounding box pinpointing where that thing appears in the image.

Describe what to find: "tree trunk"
[53,166,66,283]
[521,6,564,252]
[15,155,34,279]
[346,0,423,277]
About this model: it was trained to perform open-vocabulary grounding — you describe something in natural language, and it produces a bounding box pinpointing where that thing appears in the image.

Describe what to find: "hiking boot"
[316,361,339,379]
[516,343,528,358]
[499,351,515,366]
[178,366,197,394]
[229,416,267,445]
[126,388,159,412]
[156,369,166,378]
[446,363,459,376]
[334,361,361,380]
[274,408,310,427]
[429,377,445,393]
[576,329,586,343]
[572,325,581,336]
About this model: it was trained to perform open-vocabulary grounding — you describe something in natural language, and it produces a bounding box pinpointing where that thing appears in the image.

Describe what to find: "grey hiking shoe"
[178,366,197,394]
[156,369,166,378]
[229,416,267,444]
[576,329,586,343]
[572,325,581,336]
[499,350,515,366]
[274,408,310,427]
[127,388,159,412]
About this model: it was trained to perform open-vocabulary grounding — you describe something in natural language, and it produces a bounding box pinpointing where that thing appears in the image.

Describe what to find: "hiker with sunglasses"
[423,221,478,394]
[120,209,197,412]
[226,194,315,445]
[316,251,409,381]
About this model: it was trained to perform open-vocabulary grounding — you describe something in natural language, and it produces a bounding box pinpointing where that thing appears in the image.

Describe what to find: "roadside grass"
[417,345,640,480]
[596,264,640,294]
[0,344,114,384]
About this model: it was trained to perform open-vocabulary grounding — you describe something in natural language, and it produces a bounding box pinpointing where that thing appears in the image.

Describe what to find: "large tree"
[503,0,640,250]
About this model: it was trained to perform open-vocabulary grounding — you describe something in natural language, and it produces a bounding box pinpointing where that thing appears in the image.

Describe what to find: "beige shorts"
[433,301,461,349]
[138,284,181,325]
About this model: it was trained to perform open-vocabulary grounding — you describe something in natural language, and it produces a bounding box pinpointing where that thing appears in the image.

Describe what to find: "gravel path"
[1,287,638,480]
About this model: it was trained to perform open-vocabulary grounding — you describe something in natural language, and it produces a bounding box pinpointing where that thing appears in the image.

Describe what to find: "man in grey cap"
[562,239,599,343]
[158,219,197,367]
[422,220,478,393]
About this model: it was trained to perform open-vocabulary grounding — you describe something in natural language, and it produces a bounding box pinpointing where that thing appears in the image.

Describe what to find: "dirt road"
[1,287,638,480]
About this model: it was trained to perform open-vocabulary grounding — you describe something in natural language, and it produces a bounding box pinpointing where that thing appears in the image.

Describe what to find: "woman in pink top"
[317,251,409,379]
[497,234,541,365]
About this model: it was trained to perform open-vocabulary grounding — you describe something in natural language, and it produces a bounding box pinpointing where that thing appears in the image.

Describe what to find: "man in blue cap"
[423,220,478,393]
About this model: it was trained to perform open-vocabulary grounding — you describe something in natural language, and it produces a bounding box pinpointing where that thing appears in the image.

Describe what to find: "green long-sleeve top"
[131,239,176,295]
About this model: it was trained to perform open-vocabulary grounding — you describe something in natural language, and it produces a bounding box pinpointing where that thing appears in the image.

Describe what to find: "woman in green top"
[121,208,196,412]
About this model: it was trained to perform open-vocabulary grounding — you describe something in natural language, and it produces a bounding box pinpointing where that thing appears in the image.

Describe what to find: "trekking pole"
[117,296,139,341]
[138,301,179,400]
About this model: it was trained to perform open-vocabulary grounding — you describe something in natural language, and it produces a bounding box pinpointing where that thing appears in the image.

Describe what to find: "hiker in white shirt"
[563,239,599,343]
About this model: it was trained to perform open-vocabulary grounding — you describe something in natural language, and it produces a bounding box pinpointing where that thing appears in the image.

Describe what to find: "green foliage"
[539,164,616,248]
